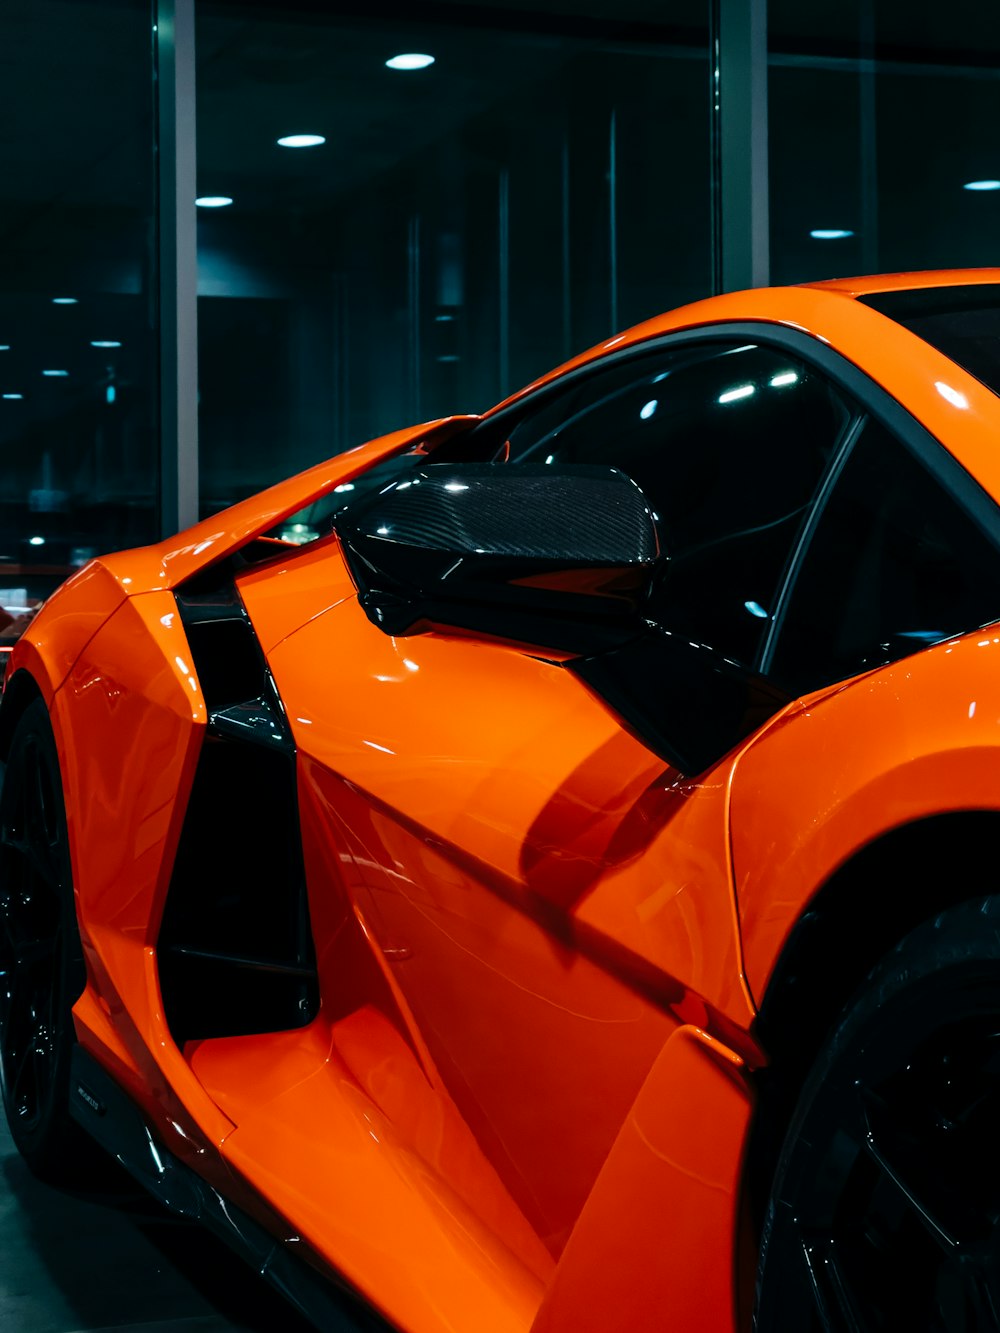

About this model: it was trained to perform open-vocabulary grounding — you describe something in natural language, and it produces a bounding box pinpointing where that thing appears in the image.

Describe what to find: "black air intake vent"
[174,580,273,717]
[158,573,318,1044]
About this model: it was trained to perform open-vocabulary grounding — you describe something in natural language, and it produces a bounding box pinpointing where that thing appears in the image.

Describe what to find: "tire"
[0,697,87,1180]
[755,897,1000,1333]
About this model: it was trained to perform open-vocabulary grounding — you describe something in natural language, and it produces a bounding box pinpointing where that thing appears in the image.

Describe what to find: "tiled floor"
[0,1117,313,1332]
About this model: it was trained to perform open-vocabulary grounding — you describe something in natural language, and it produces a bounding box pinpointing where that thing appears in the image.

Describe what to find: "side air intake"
[157,571,319,1044]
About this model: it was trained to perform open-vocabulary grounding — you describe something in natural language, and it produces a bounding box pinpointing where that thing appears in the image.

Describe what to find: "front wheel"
[755,897,1000,1332]
[0,696,87,1179]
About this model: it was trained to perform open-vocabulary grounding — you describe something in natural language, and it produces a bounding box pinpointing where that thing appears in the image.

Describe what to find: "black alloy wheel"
[0,697,86,1178]
[755,897,1000,1332]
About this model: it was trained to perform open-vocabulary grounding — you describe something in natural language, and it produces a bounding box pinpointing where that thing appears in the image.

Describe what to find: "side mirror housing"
[335,463,661,653]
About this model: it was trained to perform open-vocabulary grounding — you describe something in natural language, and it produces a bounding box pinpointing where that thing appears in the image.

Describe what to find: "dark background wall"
[2,0,1000,620]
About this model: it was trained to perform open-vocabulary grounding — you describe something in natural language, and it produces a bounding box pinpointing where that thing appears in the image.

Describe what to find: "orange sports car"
[2,270,1000,1332]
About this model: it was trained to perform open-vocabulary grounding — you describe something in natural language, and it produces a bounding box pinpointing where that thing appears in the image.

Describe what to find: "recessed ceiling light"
[0,346,9,351]
[2,393,23,400]
[52,297,78,305]
[964,179,1000,191]
[810,229,854,240]
[277,134,326,148]
[28,536,45,546]
[91,340,122,348]
[385,53,435,71]
[42,369,68,377]
[196,195,233,208]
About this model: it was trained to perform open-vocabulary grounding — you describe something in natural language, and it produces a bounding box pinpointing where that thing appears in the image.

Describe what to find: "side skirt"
[69,1046,390,1333]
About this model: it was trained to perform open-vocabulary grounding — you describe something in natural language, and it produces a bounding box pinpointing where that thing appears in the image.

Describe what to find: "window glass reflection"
[0,0,158,642]
[769,1,1000,284]
[195,1,710,516]
[770,418,1000,695]
[505,342,850,666]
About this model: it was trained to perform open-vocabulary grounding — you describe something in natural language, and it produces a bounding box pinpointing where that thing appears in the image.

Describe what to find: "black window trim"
[469,319,1000,679]
[757,411,866,676]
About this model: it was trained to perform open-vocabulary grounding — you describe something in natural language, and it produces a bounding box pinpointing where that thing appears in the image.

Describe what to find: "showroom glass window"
[769,1,1000,285]
[0,0,158,642]
[194,0,711,518]
[768,417,1000,696]
[504,341,850,666]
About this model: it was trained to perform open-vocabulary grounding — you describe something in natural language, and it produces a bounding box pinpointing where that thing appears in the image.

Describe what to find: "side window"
[507,343,851,667]
[768,418,1000,696]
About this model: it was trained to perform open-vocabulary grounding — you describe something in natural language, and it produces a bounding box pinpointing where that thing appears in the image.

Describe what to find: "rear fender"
[732,630,1000,1007]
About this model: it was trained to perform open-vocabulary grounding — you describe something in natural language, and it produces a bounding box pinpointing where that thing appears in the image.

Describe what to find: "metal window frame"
[156,0,199,536]
[712,0,769,293]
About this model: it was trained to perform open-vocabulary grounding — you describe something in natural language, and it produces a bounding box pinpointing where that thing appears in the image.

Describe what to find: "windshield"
[860,284,1000,398]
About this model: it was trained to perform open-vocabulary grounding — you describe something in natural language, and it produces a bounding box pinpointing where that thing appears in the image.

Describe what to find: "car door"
[264,336,856,1259]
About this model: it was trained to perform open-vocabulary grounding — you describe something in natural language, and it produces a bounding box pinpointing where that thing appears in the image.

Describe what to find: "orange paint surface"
[53,592,233,1164]
[531,1025,752,1333]
[732,627,1000,1006]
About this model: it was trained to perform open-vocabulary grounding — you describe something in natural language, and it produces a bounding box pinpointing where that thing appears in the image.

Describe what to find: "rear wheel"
[0,697,87,1179]
[755,897,1000,1332]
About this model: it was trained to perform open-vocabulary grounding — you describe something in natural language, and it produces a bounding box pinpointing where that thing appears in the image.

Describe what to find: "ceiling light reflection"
[718,383,755,404]
[935,380,969,409]
[277,134,326,148]
[386,53,435,70]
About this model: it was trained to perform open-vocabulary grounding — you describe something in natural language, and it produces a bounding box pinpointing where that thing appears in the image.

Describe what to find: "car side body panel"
[732,628,1000,1007]
[176,587,761,1331]
[530,1025,752,1333]
[234,530,359,654]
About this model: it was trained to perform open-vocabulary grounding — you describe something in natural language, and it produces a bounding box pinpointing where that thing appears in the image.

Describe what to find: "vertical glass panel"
[770,1,1000,285]
[195,2,710,515]
[0,0,158,642]
[770,418,1000,695]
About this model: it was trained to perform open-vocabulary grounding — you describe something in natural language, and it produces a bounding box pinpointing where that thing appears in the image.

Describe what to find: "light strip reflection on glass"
[718,383,755,404]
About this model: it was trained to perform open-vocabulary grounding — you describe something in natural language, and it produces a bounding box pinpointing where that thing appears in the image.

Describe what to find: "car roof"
[801,267,1000,297]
